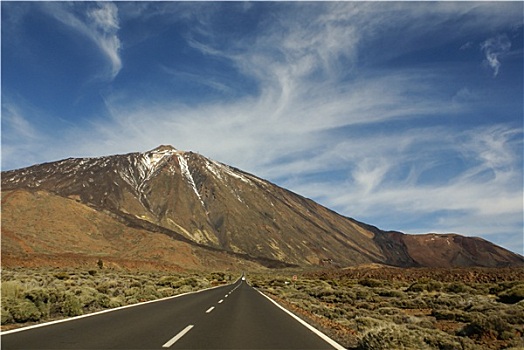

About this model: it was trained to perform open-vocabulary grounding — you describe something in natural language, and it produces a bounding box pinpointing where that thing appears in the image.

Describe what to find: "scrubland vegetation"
[1,267,231,329]
[2,266,523,350]
[251,267,524,350]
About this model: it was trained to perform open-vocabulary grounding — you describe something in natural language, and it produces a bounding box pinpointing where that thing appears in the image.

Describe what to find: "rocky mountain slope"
[2,145,523,269]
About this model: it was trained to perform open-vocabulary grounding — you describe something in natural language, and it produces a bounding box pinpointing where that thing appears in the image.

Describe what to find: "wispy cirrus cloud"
[1,99,47,169]
[41,2,122,80]
[283,125,523,252]
[481,34,512,77]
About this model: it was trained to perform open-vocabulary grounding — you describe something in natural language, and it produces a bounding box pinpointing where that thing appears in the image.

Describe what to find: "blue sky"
[2,2,523,254]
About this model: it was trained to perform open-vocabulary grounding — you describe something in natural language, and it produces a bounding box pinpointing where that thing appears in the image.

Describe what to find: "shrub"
[357,324,430,350]
[377,307,400,316]
[10,300,42,323]
[1,303,13,325]
[359,278,382,288]
[354,316,385,332]
[446,282,470,294]
[489,281,520,295]
[407,283,426,293]
[24,288,50,304]
[377,289,404,298]
[458,314,512,340]
[107,297,124,308]
[96,280,120,294]
[157,276,179,287]
[426,281,442,292]
[497,285,524,304]
[54,272,70,280]
[61,294,83,317]
[76,287,100,311]
[124,287,140,297]
[503,307,524,325]
[392,297,427,309]
[158,287,176,298]
[24,288,51,318]
[355,289,372,300]
[1,281,23,299]
[97,294,111,308]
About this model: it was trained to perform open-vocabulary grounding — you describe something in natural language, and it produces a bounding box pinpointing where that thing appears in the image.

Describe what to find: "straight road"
[1,278,344,349]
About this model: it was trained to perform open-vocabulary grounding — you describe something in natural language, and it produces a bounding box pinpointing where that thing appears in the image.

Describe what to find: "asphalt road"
[1,278,345,350]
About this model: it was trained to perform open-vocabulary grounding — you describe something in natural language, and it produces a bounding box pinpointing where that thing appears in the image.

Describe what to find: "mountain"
[2,145,523,270]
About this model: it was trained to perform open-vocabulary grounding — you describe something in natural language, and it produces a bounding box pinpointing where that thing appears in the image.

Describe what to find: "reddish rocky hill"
[2,145,522,269]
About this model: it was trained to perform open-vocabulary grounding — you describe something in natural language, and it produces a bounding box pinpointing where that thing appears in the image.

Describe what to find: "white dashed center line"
[162,325,194,348]
[205,306,215,313]
[218,299,224,304]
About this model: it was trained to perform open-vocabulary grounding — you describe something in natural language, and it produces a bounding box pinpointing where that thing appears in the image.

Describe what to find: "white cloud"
[88,2,119,32]
[1,101,47,170]
[1,103,39,140]
[41,2,122,80]
[452,88,478,105]
[481,34,512,77]
[283,125,523,250]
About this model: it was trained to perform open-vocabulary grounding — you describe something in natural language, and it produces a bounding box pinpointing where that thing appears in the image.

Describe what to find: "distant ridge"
[2,146,523,270]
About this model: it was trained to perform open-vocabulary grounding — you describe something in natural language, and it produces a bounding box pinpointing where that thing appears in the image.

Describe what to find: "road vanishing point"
[1,278,346,349]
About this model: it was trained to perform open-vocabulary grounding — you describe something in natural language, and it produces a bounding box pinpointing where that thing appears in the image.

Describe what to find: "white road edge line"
[205,306,215,313]
[162,324,194,348]
[255,289,346,350]
[1,283,229,335]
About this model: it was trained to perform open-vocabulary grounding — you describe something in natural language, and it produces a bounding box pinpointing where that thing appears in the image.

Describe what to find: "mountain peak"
[140,145,181,174]
[149,145,178,153]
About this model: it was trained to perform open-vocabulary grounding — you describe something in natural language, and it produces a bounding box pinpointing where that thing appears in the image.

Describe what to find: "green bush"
[24,288,51,318]
[431,309,456,321]
[158,287,176,298]
[107,297,124,308]
[1,303,13,325]
[446,282,470,294]
[355,289,372,300]
[124,287,140,297]
[10,299,42,323]
[157,276,179,287]
[24,288,50,304]
[427,281,442,292]
[97,294,111,308]
[1,281,23,299]
[377,289,404,298]
[96,280,118,294]
[458,314,512,340]
[359,278,382,288]
[489,281,520,295]
[357,324,430,350]
[76,287,100,311]
[54,272,70,280]
[407,283,426,293]
[61,294,83,317]
[497,285,524,304]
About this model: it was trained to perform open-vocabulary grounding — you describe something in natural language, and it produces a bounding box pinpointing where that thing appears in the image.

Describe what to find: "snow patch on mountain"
[142,147,177,173]
[177,154,205,208]
[206,159,252,185]
[204,159,224,181]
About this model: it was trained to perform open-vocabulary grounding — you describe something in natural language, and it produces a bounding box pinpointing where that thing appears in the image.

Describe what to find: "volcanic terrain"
[2,145,522,270]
